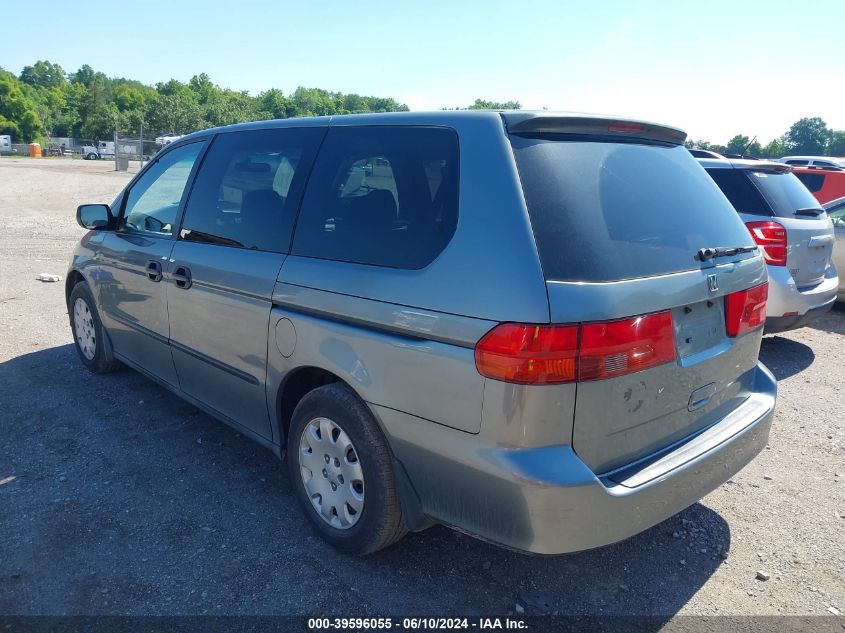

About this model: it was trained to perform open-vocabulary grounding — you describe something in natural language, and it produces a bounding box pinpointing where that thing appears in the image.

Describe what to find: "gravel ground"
[0,158,843,618]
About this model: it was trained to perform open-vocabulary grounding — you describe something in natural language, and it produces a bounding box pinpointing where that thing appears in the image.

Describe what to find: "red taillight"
[608,121,646,134]
[725,283,768,337]
[746,221,787,266]
[579,311,676,381]
[474,311,676,385]
[474,323,579,384]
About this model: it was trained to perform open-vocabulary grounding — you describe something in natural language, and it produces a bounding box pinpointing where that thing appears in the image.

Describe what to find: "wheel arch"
[65,269,86,309]
[276,365,344,448]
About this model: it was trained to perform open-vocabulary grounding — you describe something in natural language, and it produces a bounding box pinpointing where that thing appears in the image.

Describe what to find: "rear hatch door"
[745,169,834,287]
[508,118,768,475]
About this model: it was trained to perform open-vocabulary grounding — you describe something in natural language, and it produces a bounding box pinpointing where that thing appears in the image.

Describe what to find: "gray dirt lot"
[0,158,843,617]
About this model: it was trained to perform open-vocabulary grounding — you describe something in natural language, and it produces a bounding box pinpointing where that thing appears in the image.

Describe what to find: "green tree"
[147,93,204,134]
[19,60,67,90]
[0,70,43,141]
[827,131,845,156]
[759,136,788,159]
[446,99,522,110]
[258,88,292,119]
[3,61,410,140]
[785,117,830,154]
[725,135,750,154]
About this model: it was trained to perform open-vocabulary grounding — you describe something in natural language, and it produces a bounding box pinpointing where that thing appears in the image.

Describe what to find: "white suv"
[778,156,845,170]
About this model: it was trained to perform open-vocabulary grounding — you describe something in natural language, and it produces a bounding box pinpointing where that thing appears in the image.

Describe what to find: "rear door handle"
[146,260,163,282]
[172,265,192,289]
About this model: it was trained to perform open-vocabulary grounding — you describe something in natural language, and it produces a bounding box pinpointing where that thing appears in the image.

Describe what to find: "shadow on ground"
[0,345,729,619]
[759,336,816,381]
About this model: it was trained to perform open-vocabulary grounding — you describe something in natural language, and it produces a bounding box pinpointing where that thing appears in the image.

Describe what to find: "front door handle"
[146,260,163,282]
[172,265,192,289]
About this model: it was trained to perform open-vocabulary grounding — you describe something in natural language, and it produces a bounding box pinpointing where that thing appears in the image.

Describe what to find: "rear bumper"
[765,265,838,332]
[377,363,776,555]
[764,300,835,334]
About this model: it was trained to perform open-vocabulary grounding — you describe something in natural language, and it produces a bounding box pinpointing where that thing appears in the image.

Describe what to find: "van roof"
[175,110,687,145]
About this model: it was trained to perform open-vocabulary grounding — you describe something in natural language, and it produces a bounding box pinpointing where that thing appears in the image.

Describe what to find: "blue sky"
[4,0,844,143]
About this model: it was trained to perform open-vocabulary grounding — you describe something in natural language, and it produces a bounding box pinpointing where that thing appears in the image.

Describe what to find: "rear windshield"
[706,168,771,216]
[745,170,825,217]
[510,138,755,282]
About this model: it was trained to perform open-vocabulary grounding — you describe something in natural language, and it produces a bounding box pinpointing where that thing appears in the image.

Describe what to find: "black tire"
[86,152,97,160]
[287,383,407,555]
[68,280,122,374]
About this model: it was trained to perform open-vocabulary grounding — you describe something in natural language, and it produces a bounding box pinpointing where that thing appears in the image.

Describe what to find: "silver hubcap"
[73,297,96,361]
[299,417,364,530]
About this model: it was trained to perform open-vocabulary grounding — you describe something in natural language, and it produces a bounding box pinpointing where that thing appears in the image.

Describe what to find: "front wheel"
[68,281,122,374]
[287,383,407,555]
[86,152,98,160]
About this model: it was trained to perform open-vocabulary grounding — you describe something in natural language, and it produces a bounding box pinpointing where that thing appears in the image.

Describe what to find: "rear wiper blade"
[697,245,758,261]
[793,207,823,217]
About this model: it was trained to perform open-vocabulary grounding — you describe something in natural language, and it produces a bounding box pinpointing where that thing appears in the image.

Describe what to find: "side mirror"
[76,204,113,230]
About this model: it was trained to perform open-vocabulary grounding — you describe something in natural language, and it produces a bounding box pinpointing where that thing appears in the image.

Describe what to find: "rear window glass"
[510,138,755,282]
[706,168,772,216]
[292,126,459,269]
[747,170,824,217]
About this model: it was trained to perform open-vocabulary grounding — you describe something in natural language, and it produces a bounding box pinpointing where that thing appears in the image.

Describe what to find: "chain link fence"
[114,129,179,172]
[0,129,181,168]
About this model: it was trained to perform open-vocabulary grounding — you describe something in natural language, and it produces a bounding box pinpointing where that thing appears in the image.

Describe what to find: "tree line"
[0,60,527,145]
[5,59,841,158]
[687,116,845,157]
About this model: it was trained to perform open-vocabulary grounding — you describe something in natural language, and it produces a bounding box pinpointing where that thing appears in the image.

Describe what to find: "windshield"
[510,138,756,282]
[748,170,824,216]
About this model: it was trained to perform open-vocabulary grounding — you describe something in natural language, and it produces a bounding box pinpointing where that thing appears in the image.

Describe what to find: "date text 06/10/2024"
[307,617,528,630]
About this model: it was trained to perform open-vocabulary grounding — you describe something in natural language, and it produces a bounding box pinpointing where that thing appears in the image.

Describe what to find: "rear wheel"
[287,383,407,555]
[68,281,122,374]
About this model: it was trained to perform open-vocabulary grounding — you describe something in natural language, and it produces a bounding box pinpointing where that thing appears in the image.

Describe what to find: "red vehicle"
[792,165,845,204]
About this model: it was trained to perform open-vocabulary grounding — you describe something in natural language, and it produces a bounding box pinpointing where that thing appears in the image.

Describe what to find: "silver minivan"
[68,111,776,555]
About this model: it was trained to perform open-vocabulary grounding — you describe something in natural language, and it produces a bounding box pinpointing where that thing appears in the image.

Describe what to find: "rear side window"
[510,138,755,282]
[292,126,459,269]
[180,127,324,252]
[706,168,772,216]
[785,159,809,166]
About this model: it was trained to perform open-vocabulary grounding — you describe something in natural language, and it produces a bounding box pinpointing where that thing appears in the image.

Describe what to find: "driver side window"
[121,142,204,235]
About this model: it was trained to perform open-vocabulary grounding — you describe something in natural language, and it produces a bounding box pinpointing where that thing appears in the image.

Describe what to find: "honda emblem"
[707,274,718,293]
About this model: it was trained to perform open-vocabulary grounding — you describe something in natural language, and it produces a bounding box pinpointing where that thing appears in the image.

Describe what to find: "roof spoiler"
[737,162,791,174]
[502,112,687,146]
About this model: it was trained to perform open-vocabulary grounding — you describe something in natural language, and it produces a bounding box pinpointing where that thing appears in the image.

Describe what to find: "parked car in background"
[700,158,838,332]
[823,197,845,301]
[67,111,776,555]
[778,156,845,169]
[793,165,845,205]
